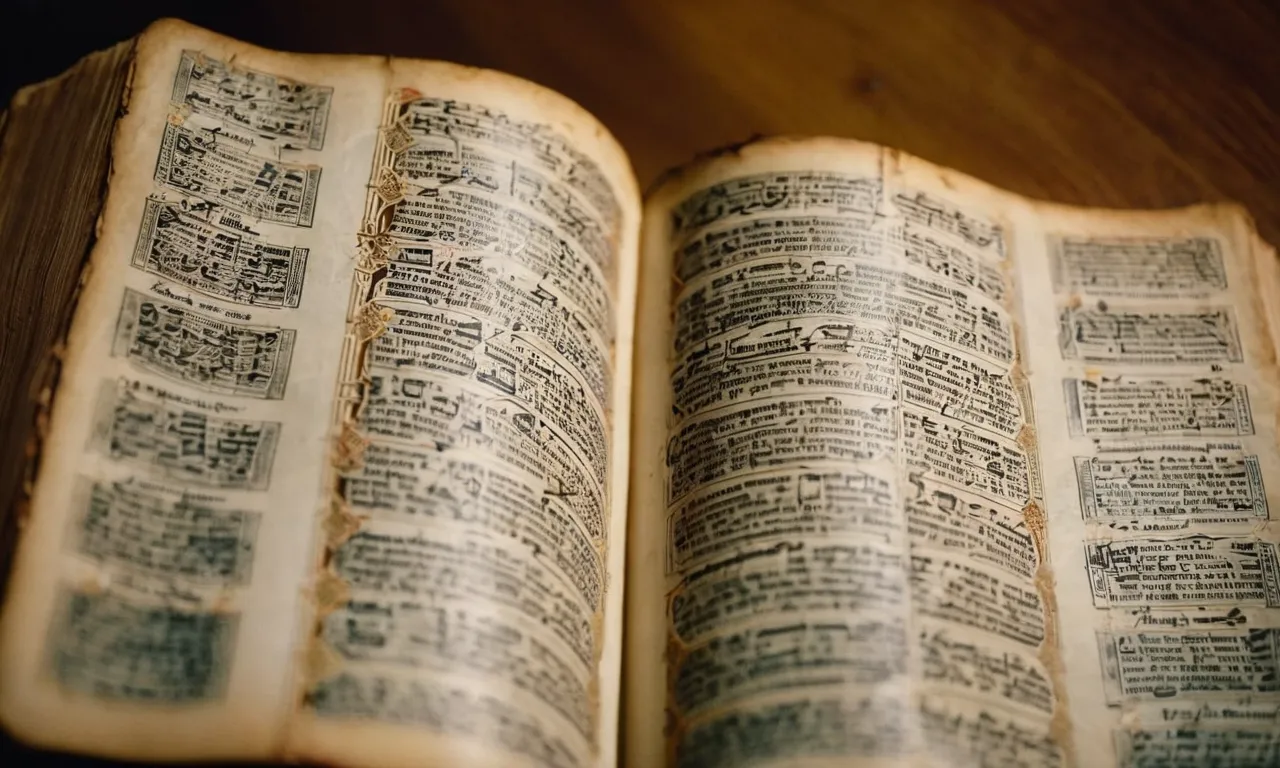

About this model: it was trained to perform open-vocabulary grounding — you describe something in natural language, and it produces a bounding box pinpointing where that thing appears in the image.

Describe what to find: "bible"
[2,19,1279,768]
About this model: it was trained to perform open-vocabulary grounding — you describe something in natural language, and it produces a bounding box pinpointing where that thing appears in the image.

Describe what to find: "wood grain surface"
[4,0,1278,237]
[0,1,1277,765]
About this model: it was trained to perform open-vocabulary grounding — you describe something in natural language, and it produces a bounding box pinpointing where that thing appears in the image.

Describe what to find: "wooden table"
[4,0,1277,238]
[1,0,1277,764]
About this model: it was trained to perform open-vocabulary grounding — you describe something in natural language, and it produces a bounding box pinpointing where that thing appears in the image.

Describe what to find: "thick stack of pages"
[1,18,1278,768]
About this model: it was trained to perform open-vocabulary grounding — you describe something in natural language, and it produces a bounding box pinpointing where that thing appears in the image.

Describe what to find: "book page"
[0,20,383,761]
[630,138,1280,768]
[1014,202,1280,767]
[279,58,641,768]
[630,140,1064,768]
[0,19,641,768]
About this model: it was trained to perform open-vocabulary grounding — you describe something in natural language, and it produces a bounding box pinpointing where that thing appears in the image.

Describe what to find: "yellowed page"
[1013,201,1280,768]
[629,139,1066,768]
[0,19,383,761]
[629,138,1280,768]
[0,20,641,768]
[281,60,641,768]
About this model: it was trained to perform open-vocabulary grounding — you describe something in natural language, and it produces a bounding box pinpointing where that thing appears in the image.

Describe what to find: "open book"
[2,18,1279,768]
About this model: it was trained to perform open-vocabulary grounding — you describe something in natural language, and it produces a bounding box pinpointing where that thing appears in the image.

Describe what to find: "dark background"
[4,0,1280,240]
[2,0,1279,765]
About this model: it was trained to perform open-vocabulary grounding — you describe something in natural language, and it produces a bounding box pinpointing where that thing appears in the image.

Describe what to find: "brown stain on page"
[999,198,1076,767]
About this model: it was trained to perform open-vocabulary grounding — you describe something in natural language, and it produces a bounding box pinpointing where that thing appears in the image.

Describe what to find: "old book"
[1,18,1278,768]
